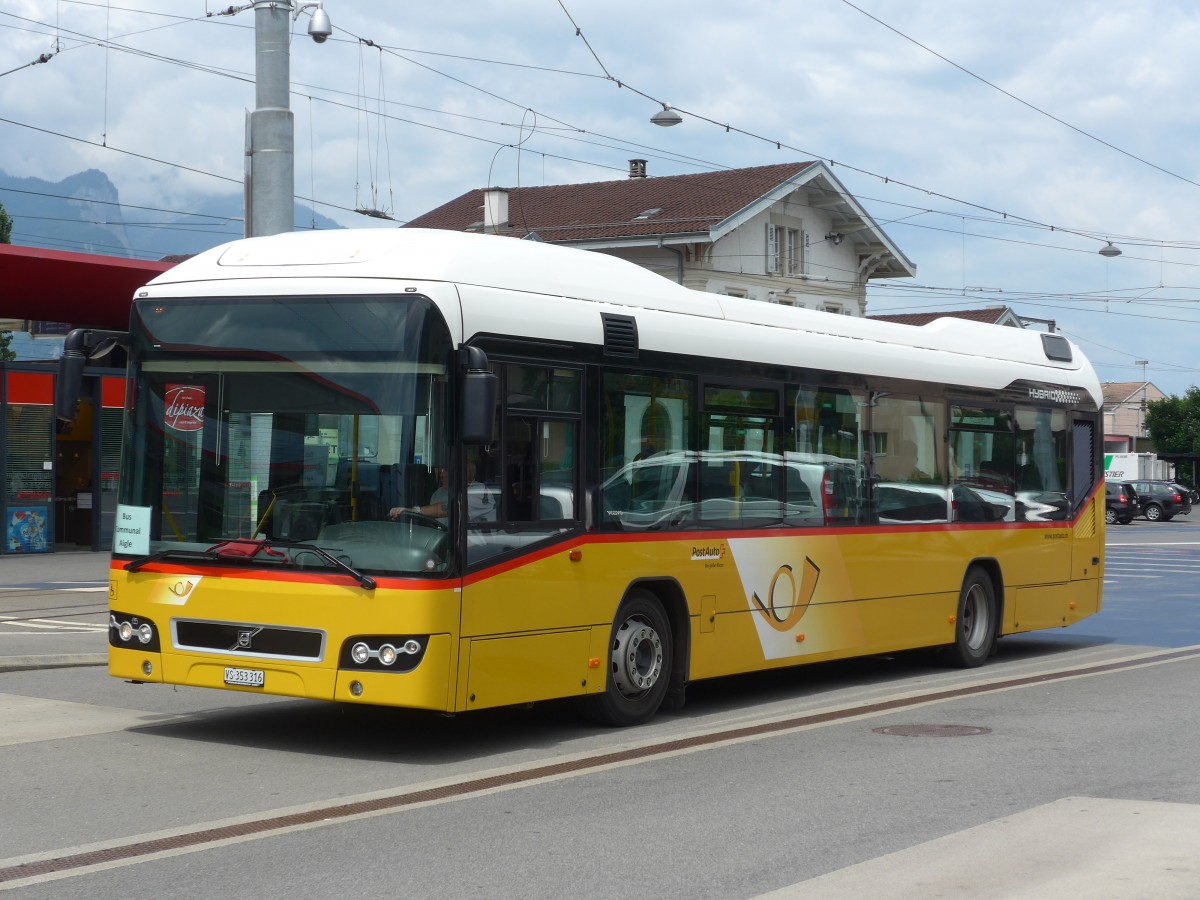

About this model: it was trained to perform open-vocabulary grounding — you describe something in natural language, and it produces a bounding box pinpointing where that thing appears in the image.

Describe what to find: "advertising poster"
[7,506,49,553]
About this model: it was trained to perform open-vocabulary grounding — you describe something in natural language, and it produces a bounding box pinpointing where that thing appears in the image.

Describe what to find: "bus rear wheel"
[947,567,996,668]
[588,590,672,727]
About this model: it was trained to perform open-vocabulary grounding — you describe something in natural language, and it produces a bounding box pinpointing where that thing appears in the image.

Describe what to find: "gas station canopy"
[0,244,176,330]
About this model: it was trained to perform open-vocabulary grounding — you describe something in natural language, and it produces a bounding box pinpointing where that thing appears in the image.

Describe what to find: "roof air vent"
[1041,333,1073,362]
[601,313,639,357]
[629,159,647,179]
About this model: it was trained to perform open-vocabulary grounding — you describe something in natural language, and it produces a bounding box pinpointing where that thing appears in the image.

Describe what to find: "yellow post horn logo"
[751,558,820,632]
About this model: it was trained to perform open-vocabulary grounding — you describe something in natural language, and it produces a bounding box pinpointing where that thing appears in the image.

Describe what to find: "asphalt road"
[1,521,1199,898]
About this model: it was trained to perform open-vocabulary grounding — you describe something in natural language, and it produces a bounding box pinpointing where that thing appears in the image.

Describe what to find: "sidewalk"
[0,550,110,672]
[0,549,112,587]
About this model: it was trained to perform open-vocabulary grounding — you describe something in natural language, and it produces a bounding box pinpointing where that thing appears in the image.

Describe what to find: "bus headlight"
[339,635,428,672]
[109,611,161,652]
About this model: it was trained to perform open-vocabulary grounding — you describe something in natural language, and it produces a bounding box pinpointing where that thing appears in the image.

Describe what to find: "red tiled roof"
[404,162,817,243]
[1102,382,1162,405]
[868,307,1013,327]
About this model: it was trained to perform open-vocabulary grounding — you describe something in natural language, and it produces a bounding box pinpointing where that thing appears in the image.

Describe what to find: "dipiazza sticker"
[164,384,205,432]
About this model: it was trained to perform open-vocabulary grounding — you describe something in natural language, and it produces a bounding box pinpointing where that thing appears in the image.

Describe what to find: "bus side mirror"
[54,344,87,422]
[55,328,130,423]
[460,346,497,445]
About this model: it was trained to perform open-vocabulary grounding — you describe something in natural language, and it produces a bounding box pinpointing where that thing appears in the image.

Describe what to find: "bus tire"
[947,567,996,668]
[588,589,672,727]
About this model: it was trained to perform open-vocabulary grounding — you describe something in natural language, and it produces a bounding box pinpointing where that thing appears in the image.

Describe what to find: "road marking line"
[3,644,1200,890]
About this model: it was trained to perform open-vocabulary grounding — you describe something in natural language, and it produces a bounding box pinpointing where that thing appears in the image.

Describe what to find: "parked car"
[1172,483,1199,507]
[1128,480,1187,521]
[1105,480,1139,525]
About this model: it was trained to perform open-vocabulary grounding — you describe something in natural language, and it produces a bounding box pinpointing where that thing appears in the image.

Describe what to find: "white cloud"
[3,0,1200,391]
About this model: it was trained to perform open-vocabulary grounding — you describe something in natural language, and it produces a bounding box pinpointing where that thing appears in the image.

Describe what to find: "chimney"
[482,188,509,233]
[629,159,647,179]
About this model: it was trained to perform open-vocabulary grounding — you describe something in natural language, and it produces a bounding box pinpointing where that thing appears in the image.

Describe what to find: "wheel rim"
[611,615,664,698]
[1105,509,1116,524]
[1147,505,1161,521]
[961,583,991,652]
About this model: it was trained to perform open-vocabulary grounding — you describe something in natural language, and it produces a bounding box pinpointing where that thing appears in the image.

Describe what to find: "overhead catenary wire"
[3,4,1200,353]
[5,5,1199,259]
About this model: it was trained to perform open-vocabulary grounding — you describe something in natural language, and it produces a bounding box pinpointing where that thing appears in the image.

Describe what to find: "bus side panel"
[454,514,1099,704]
[460,630,593,711]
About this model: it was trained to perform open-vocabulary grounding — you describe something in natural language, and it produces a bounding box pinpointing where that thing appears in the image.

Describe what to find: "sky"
[3,1,1200,395]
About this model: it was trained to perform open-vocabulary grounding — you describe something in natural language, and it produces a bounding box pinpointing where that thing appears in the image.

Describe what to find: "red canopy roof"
[0,244,175,330]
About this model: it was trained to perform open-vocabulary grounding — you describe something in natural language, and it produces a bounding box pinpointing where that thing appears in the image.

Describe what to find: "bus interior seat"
[700,462,734,500]
[405,463,432,506]
[539,494,562,520]
[275,501,326,541]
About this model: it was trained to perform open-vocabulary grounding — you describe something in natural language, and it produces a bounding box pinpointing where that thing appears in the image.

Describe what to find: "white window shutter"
[766,223,779,273]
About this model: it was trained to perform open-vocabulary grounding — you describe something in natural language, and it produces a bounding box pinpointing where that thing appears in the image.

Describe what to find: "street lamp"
[651,103,682,127]
[1099,241,1122,258]
[1136,360,1149,440]
[243,1,332,238]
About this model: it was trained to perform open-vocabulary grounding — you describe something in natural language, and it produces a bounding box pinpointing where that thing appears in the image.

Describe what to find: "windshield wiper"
[125,539,376,590]
[211,538,376,590]
[125,540,286,572]
[125,548,211,572]
[264,540,377,590]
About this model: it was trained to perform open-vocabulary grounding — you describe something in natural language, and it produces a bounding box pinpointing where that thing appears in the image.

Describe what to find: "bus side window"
[599,370,695,531]
[504,416,536,521]
[488,363,582,527]
[786,384,868,525]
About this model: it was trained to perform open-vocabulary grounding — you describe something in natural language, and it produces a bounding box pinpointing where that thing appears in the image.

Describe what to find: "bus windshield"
[117,294,455,577]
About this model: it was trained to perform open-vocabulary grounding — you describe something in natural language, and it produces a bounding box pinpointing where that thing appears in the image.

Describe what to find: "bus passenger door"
[458,364,591,712]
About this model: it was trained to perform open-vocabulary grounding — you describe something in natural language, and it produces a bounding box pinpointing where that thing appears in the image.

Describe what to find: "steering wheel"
[393,510,448,531]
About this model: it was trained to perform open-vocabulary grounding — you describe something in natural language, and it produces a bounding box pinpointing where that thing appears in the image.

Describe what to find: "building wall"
[1103,383,1165,452]
[599,203,868,316]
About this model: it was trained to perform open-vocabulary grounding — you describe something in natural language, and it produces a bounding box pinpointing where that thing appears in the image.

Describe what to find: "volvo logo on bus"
[233,627,263,651]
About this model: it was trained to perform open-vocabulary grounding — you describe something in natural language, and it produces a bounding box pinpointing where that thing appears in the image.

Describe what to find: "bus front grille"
[172,619,325,661]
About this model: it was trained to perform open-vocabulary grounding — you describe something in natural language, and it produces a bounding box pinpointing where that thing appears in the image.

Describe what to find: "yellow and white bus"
[70,228,1104,726]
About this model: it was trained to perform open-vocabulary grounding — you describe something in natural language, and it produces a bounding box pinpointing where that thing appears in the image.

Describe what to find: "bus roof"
[144,228,1101,406]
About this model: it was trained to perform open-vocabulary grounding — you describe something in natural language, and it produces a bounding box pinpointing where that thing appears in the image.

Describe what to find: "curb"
[0,654,108,674]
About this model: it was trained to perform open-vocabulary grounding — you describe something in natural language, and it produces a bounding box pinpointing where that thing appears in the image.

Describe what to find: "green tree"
[1145,388,1200,485]
[1,199,14,359]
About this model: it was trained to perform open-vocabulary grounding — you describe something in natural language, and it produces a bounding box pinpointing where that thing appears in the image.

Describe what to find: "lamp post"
[245,1,331,238]
[1137,360,1147,444]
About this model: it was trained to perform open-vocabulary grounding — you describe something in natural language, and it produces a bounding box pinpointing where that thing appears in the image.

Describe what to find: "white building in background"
[406,160,916,316]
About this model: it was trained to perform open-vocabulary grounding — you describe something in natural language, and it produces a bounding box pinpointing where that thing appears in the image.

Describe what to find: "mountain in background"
[0,168,343,260]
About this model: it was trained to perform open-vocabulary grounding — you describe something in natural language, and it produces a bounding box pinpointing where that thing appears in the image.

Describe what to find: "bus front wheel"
[588,590,672,727]
[947,567,996,668]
